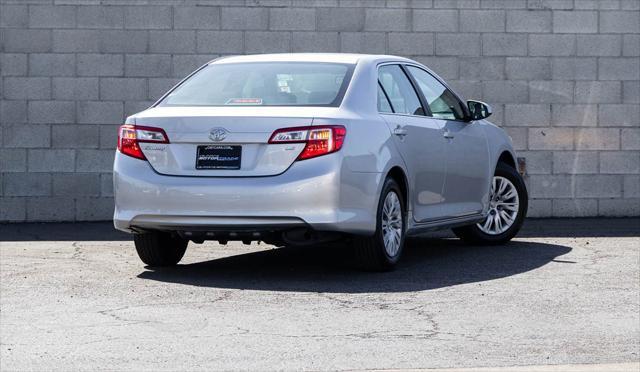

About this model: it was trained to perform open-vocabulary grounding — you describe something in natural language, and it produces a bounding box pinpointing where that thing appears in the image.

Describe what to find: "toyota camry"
[113,53,528,271]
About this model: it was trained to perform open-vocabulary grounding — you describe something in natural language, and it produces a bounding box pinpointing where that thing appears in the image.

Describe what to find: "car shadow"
[137,238,572,293]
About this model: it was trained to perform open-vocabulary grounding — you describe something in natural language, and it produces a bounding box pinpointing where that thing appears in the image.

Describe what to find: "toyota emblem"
[209,128,228,142]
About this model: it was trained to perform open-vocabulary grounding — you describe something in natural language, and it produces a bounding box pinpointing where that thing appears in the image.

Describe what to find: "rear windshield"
[158,62,354,107]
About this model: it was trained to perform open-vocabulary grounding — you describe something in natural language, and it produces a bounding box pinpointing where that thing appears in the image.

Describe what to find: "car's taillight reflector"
[117,124,169,160]
[268,125,346,160]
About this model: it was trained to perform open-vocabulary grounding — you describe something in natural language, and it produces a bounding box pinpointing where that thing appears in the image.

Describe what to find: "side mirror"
[467,100,492,121]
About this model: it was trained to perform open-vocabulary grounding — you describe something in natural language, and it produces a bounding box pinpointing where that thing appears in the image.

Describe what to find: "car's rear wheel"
[353,178,405,271]
[133,232,188,267]
[453,162,528,245]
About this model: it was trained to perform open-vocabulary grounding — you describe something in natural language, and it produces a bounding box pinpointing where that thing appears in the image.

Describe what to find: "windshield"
[159,62,354,107]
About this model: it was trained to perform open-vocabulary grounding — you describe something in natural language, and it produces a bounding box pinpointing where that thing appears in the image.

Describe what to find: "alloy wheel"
[477,176,519,235]
[381,191,403,257]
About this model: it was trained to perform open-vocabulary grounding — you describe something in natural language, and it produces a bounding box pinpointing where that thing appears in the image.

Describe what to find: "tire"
[453,162,528,245]
[353,178,406,271]
[133,231,188,267]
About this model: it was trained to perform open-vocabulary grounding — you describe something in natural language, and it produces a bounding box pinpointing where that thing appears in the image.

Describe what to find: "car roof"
[210,53,412,65]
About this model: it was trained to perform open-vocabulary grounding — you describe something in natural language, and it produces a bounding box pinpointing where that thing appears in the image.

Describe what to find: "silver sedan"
[113,53,528,270]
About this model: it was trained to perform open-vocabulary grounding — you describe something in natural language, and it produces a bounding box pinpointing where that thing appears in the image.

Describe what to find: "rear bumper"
[113,152,380,235]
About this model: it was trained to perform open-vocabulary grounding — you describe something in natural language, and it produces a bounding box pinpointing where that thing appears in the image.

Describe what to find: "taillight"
[117,124,169,160]
[268,125,346,160]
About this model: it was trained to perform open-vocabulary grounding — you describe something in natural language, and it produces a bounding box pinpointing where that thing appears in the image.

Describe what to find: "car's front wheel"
[353,178,406,271]
[453,162,528,245]
[133,232,188,267]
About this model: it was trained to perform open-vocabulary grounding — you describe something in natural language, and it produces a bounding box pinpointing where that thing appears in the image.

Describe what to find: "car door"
[377,64,448,222]
[405,65,490,218]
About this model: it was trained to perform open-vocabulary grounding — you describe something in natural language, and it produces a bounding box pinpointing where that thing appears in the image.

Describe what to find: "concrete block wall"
[0,0,638,221]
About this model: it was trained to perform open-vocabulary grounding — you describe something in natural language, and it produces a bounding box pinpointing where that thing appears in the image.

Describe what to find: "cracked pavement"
[0,219,638,371]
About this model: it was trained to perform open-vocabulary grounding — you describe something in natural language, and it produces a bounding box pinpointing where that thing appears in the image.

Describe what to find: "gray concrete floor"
[0,219,638,371]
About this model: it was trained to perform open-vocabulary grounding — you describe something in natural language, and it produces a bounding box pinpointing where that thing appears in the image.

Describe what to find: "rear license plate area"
[196,145,241,170]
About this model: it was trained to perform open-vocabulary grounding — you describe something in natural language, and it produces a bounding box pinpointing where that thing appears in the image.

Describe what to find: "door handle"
[443,130,454,139]
[393,127,408,137]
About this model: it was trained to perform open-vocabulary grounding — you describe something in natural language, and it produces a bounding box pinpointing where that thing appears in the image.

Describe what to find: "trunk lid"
[133,106,337,177]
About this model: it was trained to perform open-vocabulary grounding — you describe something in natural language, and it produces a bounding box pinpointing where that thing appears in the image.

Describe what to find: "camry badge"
[209,127,228,142]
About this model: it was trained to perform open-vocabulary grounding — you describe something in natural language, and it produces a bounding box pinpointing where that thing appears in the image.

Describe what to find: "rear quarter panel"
[338,57,408,176]
[333,58,411,222]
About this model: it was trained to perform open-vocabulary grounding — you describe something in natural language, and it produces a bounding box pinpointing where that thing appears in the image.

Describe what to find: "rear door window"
[378,65,425,116]
[377,83,394,113]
